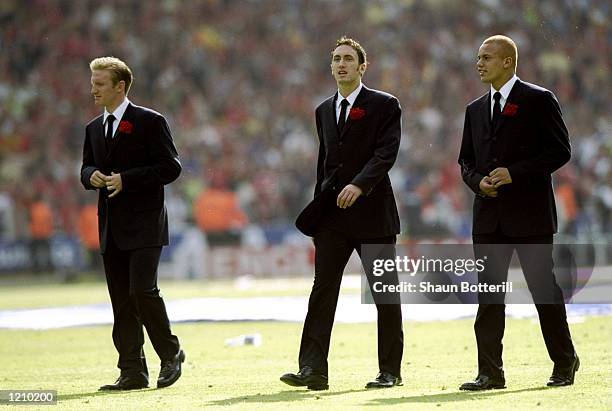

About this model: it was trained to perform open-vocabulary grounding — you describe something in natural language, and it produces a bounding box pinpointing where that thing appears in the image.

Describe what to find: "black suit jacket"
[458,79,571,236]
[81,103,181,252]
[296,85,401,238]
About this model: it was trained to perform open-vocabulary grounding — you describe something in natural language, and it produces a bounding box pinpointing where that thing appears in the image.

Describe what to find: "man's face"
[476,42,511,86]
[331,45,365,86]
[90,69,123,109]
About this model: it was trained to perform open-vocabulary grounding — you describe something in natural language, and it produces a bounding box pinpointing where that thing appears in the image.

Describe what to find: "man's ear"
[359,63,367,76]
[117,80,126,93]
[503,57,513,69]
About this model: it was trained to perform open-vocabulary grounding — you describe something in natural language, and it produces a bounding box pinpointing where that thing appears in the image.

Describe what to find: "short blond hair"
[89,56,133,94]
[483,35,518,71]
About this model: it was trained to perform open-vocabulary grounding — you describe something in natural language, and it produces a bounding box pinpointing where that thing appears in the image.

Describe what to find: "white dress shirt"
[336,82,363,124]
[103,98,130,138]
[490,75,518,118]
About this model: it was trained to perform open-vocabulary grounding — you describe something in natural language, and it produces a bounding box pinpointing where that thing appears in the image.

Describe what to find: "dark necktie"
[338,98,349,133]
[492,91,501,129]
[106,114,115,143]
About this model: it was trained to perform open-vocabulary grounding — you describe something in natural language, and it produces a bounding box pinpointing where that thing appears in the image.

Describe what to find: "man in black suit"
[81,57,185,391]
[458,35,579,390]
[282,37,404,390]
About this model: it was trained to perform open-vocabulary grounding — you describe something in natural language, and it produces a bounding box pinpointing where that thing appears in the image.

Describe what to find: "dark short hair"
[333,36,367,65]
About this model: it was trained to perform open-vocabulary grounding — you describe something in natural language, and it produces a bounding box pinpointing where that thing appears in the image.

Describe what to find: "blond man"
[458,36,578,390]
[81,57,184,390]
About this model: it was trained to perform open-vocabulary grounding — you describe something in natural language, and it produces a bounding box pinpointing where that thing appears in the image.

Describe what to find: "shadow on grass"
[207,388,364,406]
[363,386,551,406]
[58,387,156,401]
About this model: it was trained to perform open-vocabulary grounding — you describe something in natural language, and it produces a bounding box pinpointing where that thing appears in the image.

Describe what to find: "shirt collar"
[104,98,130,124]
[491,75,518,100]
[336,82,363,109]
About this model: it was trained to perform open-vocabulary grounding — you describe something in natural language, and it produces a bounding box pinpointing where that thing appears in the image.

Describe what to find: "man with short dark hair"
[458,35,579,390]
[282,37,404,390]
[82,56,185,391]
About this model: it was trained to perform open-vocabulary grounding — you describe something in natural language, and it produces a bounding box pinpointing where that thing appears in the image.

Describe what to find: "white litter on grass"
[225,333,262,347]
[0,296,609,330]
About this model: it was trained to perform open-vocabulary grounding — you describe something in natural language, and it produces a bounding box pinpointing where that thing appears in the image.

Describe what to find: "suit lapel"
[323,94,339,141]
[106,103,135,159]
[89,115,108,157]
[481,92,492,139]
[493,79,522,134]
[339,86,368,140]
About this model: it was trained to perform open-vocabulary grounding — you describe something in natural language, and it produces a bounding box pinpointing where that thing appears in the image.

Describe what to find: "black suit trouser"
[103,228,180,378]
[472,228,576,378]
[298,227,404,376]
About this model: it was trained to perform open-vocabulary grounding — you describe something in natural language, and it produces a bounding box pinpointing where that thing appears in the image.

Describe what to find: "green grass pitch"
[1,317,610,410]
[0,279,610,410]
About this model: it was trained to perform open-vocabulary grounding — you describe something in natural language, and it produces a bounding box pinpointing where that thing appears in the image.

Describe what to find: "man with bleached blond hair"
[81,56,185,391]
[458,35,578,390]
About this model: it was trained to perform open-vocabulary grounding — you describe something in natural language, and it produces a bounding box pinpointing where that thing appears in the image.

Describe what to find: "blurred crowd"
[0,0,609,250]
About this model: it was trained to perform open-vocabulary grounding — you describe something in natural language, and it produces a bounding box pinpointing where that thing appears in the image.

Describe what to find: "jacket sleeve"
[458,107,486,194]
[121,114,182,192]
[350,97,401,196]
[507,91,571,182]
[314,109,325,198]
[80,126,99,190]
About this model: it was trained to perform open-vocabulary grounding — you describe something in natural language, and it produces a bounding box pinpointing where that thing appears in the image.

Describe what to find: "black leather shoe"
[365,371,402,389]
[157,349,185,388]
[547,355,579,387]
[99,375,149,391]
[459,375,506,391]
[280,366,329,390]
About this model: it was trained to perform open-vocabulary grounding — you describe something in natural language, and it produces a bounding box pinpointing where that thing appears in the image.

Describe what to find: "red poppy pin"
[349,107,366,120]
[502,103,518,116]
[118,120,133,134]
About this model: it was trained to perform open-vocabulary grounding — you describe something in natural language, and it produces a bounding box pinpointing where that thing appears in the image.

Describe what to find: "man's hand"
[337,184,363,209]
[90,170,108,188]
[489,167,512,188]
[106,172,123,198]
[479,176,498,197]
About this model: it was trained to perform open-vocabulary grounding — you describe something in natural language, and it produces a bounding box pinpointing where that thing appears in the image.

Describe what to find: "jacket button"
[493,158,498,162]
[339,163,343,168]
[339,142,343,146]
